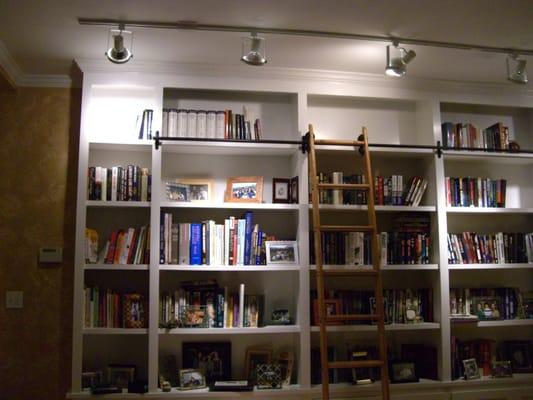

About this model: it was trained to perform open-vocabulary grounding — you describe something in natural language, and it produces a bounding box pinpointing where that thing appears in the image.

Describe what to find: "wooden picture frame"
[290,176,299,204]
[265,241,299,265]
[225,176,263,203]
[176,179,214,203]
[462,358,481,380]
[245,348,273,382]
[179,368,207,390]
[123,294,146,328]
[272,178,290,203]
[391,362,419,383]
[277,351,294,387]
[107,364,136,389]
[182,342,231,384]
[313,298,343,325]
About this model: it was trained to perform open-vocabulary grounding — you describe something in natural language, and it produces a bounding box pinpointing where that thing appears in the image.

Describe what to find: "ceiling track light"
[507,54,528,84]
[241,32,267,66]
[106,23,133,64]
[385,42,416,77]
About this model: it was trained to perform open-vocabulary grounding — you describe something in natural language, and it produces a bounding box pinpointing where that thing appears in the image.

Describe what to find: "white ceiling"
[0,0,532,84]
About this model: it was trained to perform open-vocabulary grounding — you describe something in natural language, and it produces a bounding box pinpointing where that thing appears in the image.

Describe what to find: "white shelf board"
[310,264,438,271]
[161,141,299,156]
[315,145,434,158]
[86,200,151,208]
[160,201,299,210]
[89,141,153,152]
[443,150,533,164]
[160,264,300,271]
[449,263,533,270]
[476,319,533,328]
[83,328,148,335]
[311,204,436,212]
[84,264,149,271]
[446,207,533,214]
[311,323,440,332]
[159,325,300,335]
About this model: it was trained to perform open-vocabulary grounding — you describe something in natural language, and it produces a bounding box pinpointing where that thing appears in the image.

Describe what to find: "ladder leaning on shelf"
[307,124,390,400]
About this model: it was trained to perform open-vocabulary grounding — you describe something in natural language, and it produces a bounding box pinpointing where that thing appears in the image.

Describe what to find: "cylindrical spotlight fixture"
[385,43,416,77]
[106,24,133,64]
[241,32,267,66]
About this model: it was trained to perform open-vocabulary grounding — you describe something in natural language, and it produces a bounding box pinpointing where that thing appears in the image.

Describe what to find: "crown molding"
[76,58,533,99]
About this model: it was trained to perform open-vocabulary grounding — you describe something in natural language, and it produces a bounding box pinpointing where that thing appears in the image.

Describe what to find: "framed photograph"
[179,305,208,328]
[271,309,292,325]
[177,179,214,203]
[505,341,533,372]
[245,348,273,383]
[107,364,136,389]
[225,176,264,203]
[290,176,299,204]
[272,178,290,203]
[472,296,502,320]
[182,342,231,384]
[350,350,373,384]
[82,371,103,390]
[265,241,299,265]
[123,294,146,328]
[179,369,207,390]
[491,361,513,378]
[256,364,282,389]
[462,358,481,380]
[391,362,419,383]
[166,181,190,202]
[277,351,294,387]
[313,298,342,325]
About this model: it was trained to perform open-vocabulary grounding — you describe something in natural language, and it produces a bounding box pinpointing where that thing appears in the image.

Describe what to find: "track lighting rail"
[78,18,533,56]
[153,135,533,157]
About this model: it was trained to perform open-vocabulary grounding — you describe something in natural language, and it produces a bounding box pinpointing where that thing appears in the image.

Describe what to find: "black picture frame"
[390,362,419,383]
[471,296,503,320]
[272,178,290,203]
[182,342,231,384]
[505,341,533,373]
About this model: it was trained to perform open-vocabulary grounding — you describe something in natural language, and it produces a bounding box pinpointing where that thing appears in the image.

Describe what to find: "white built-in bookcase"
[70,65,533,399]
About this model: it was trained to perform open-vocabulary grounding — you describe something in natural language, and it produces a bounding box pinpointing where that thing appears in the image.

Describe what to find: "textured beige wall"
[0,87,81,400]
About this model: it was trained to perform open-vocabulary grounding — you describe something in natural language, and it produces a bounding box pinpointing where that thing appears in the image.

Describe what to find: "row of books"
[160,212,275,266]
[316,172,367,205]
[447,232,531,264]
[87,165,151,202]
[309,231,432,266]
[445,177,506,208]
[159,280,263,328]
[85,226,150,265]
[83,287,146,328]
[310,288,433,325]
[161,107,262,141]
[442,121,510,150]
[450,287,527,321]
[451,338,532,379]
[375,175,428,206]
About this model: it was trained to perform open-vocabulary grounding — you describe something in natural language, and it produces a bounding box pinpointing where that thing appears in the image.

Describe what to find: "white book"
[238,283,245,328]
[237,219,246,265]
[217,225,225,265]
[209,220,216,265]
[224,219,230,266]
[111,167,118,202]
[119,228,134,264]
[380,232,388,267]
[141,168,149,202]
[332,172,343,205]
[412,180,428,207]
[101,167,107,201]
[162,109,169,137]
[168,109,178,137]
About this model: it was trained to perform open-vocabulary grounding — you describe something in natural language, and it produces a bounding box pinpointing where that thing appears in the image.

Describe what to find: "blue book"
[243,211,253,265]
[190,223,202,265]
[256,230,263,265]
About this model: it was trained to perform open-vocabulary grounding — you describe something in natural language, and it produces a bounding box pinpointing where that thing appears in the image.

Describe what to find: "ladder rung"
[320,225,374,232]
[325,314,380,322]
[317,183,370,190]
[329,360,384,369]
[315,139,365,146]
[320,269,377,277]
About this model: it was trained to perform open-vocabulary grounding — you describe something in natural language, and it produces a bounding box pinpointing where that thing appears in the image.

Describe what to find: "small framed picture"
[290,176,299,204]
[82,371,103,390]
[107,364,136,389]
[179,305,208,328]
[166,181,190,202]
[506,341,533,372]
[182,342,231,384]
[245,348,273,383]
[177,179,214,203]
[256,363,282,390]
[313,298,343,325]
[463,358,481,380]
[123,294,146,328]
[277,351,294,387]
[179,369,206,390]
[225,176,264,203]
[272,178,290,203]
[472,296,502,320]
[391,362,419,383]
[491,361,513,378]
[265,241,299,265]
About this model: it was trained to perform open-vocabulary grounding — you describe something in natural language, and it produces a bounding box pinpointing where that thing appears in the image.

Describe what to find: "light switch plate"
[39,247,63,263]
[6,291,23,309]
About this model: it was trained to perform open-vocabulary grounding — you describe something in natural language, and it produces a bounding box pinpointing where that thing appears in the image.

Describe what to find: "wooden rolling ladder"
[307,125,390,400]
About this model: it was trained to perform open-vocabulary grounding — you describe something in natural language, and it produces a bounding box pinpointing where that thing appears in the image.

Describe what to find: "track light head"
[106,24,133,64]
[385,43,416,77]
[241,32,267,66]
[507,54,528,84]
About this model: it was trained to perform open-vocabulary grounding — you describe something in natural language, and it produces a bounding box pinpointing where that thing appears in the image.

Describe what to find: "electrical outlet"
[5,291,23,309]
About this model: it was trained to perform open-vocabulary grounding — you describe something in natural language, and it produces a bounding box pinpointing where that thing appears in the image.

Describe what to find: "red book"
[126,229,138,264]
[105,231,119,264]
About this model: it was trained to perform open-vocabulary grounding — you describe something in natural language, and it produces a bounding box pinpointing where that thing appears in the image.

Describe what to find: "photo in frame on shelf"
[182,342,231,384]
[349,349,373,384]
[504,341,533,372]
[179,369,207,390]
[491,361,513,378]
[390,362,419,383]
[271,309,293,325]
[472,296,502,320]
[265,241,299,265]
[272,178,290,203]
[178,305,208,328]
[82,371,103,390]
[106,364,136,390]
[175,178,215,203]
[165,181,190,202]
[256,363,283,390]
[462,358,481,380]
[245,348,273,383]
[290,176,299,204]
[123,294,146,328]
[225,176,264,203]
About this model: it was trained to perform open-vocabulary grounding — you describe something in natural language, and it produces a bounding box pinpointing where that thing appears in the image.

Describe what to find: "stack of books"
[446,177,506,207]
[374,175,428,206]
[83,288,146,328]
[87,165,151,202]
[442,121,510,150]
[85,226,150,265]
